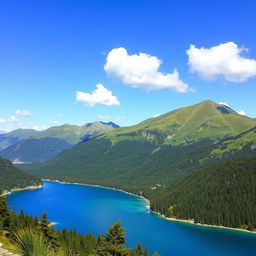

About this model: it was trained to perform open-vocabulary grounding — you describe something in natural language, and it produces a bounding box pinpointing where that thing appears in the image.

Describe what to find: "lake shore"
[0,184,43,197]
[42,179,256,235]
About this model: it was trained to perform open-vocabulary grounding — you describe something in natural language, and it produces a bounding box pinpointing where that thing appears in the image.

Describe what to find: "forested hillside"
[0,157,41,191]
[0,121,119,164]
[149,155,256,231]
[0,129,39,152]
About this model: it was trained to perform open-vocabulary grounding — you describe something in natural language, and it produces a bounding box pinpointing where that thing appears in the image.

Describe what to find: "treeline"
[149,155,256,231]
[0,157,42,191]
[0,194,159,256]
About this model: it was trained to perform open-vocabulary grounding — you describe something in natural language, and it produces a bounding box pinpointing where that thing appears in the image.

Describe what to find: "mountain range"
[0,129,39,152]
[24,100,256,190]
[3,100,256,230]
[0,121,119,164]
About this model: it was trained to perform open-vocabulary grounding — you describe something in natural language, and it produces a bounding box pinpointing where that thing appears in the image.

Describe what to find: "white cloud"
[15,110,32,117]
[52,120,59,124]
[32,125,49,131]
[238,110,246,116]
[76,84,120,107]
[218,102,230,107]
[104,47,190,92]
[0,119,6,123]
[187,42,256,82]
[8,116,19,123]
[153,114,161,118]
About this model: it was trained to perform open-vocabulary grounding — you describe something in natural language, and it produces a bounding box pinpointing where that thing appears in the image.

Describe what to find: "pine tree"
[96,221,129,256]
[135,242,143,256]
[0,193,10,232]
[39,212,59,249]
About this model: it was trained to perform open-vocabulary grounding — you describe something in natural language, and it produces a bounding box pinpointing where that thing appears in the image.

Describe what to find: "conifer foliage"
[0,194,159,256]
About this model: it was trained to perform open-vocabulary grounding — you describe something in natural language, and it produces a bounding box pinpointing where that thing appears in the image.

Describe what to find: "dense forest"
[148,155,256,231]
[0,194,159,256]
[0,157,42,191]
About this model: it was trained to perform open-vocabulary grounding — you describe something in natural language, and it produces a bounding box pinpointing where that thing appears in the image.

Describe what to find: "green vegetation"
[34,122,118,145]
[149,155,256,231]
[0,195,158,256]
[0,121,118,164]
[20,100,256,230]
[106,100,256,145]
[1,137,72,164]
[0,157,42,191]
[0,129,39,152]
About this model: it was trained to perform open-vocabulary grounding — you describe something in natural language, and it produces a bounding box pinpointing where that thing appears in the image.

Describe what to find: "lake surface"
[6,181,256,256]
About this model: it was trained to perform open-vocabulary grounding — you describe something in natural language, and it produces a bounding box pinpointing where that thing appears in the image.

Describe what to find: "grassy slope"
[24,101,256,192]
[34,121,117,144]
[0,137,72,163]
[0,129,39,151]
[108,100,256,145]
[0,122,118,164]
[0,157,41,191]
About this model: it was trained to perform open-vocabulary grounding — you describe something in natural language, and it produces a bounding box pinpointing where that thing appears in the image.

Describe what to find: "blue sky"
[1,0,256,131]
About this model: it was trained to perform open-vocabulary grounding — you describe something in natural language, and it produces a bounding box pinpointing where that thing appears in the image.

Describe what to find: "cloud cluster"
[187,42,256,82]
[76,84,120,107]
[104,47,190,92]
[15,110,32,117]
[218,102,230,107]
[238,110,246,116]
[32,125,50,131]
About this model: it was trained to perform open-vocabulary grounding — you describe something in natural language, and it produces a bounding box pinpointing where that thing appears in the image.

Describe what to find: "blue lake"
[6,181,256,256]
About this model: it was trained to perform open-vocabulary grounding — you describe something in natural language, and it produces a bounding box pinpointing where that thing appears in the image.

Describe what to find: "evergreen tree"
[96,221,129,256]
[0,193,11,232]
[39,212,59,249]
[135,242,143,256]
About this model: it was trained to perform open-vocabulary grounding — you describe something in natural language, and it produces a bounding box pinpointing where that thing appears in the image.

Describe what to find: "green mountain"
[0,121,119,164]
[34,121,119,144]
[0,129,39,152]
[107,100,256,145]
[149,155,256,231]
[0,157,42,191]
[24,100,256,192]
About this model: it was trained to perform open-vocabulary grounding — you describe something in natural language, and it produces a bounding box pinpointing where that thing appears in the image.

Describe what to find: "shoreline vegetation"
[0,184,43,197]
[4,179,256,235]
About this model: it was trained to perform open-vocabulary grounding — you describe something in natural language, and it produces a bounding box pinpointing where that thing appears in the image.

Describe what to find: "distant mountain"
[0,129,39,152]
[150,155,256,231]
[0,156,42,191]
[33,121,119,144]
[1,121,119,164]
[24,100,256,192]
[109,100,256,145]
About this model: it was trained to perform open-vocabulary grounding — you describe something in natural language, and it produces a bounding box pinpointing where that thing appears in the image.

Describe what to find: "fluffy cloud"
[32,125,50,131]
[153,114,161,118]
[218,102,230,107]
[8,116,19,123]
[76,84,120,107]
[238,110,246,116]
[15,110,32,117]
[0,119,6,124]
[104,47,190,92]
[187,42,256,82]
